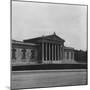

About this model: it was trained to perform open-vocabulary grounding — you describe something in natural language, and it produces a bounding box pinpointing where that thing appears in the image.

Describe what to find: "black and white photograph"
[11,0,88,89]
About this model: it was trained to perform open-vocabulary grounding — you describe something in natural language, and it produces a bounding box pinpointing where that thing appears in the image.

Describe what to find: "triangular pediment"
[23,33,65,43]
[43,34,65,42]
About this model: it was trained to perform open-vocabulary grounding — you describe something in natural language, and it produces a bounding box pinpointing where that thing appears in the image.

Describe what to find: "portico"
[42,42,64,64]
[36,32,65,64]
[24,33,65,64]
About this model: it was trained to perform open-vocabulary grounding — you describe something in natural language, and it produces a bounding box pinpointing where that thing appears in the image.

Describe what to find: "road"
[11,69,87,89]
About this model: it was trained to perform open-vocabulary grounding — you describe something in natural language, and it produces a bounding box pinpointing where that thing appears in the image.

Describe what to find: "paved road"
[11,69,87,89]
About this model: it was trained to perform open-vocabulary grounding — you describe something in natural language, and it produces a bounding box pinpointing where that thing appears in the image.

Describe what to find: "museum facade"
[12,32,75,66]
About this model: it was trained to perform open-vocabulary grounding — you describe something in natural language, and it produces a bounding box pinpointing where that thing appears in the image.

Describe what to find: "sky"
[12,1,87,51]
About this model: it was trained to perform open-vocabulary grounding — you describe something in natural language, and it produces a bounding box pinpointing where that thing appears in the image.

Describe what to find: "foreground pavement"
[11,69,87,89]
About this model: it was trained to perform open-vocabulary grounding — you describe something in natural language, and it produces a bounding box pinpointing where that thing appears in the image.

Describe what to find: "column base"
[52,60,62,64]
[42,60,63,64]
[42,60,52,64]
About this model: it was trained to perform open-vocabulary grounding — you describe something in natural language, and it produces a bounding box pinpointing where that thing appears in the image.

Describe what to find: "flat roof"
[64,46,74,50]
[12,40,38,46]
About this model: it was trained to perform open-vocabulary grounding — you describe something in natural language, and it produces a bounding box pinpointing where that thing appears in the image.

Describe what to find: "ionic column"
[73,52,74,60]
[60,45,62,59]
[59,45,61,60]
[55,44,56,60]
[61,45,63,60]
[45,43,47,60]
[58,45,59,60]
[52,44,53,60]
[42,42,44,61]
[62,45,64,60]
[69,52,71,60]
[49,43,51,61]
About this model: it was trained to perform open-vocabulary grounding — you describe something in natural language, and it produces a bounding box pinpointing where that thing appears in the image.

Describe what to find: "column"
[73,52,74,60]
[62,45,64,60]
[56,45,57,60]
[69,52,71,60]
[55,44,56,60]
[52,44,53,61]
[45,43,47,60]
[42,42,44,61]
[61,45,64,60]
[59,45,61,60]
[60,45,62,59]
[58,45,59,60]
[49,43,51,62]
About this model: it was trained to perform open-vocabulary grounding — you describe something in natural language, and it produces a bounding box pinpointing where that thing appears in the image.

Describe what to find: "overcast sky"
[12,1,87,51]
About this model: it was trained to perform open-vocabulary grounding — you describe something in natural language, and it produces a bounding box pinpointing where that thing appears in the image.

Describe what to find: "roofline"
[12,41,38,46]
[64,46,74,50]
[23,34,65,42]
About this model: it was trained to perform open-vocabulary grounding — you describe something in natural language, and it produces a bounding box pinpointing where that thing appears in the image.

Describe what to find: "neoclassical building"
[12,32,75,66]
